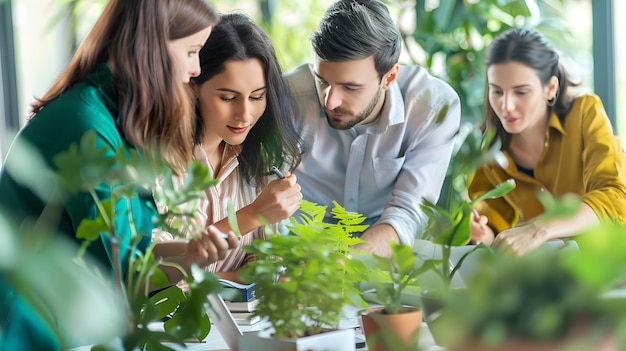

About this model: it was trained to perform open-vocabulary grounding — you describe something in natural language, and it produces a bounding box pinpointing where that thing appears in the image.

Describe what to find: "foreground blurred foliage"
[53,131,223,350]
[437,220,626,349]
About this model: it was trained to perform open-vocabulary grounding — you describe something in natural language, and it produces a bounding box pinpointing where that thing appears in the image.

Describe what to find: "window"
[615,0,625,139]
[1,0,18,163]
[1,0,622,166]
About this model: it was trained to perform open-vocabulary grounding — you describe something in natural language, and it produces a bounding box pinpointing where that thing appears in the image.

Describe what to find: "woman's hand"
[246,172,302,224]
[470,209,494,245]
[493,203,599,256]
[492,222,548,256]
[186,225,239,266]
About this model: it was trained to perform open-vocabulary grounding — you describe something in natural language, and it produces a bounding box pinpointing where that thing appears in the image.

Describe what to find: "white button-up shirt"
[285,64,460,247]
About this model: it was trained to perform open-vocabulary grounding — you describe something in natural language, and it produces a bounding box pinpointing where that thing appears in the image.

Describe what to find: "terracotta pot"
[360,306,422,351]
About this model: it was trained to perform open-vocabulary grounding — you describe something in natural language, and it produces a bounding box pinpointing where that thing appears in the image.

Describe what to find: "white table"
[166,322,443,351]
[68,309,445,351]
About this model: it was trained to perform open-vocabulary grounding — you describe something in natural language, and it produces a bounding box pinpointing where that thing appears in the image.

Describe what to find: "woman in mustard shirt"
[468,28,626,255]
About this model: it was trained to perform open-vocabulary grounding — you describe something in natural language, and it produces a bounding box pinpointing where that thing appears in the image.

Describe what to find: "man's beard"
[326,88,383,130]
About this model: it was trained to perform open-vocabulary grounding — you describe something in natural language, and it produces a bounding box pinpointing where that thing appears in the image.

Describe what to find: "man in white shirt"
[284,0,460,257]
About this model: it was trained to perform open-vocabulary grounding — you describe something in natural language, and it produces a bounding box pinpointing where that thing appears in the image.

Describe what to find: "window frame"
[1,0,19,162]
[591,0,616,129]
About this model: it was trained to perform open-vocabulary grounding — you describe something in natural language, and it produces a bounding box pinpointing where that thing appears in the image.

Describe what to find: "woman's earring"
[547,85,559,107]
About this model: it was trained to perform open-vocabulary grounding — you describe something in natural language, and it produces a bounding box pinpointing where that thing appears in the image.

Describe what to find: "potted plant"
[435,219,626,350]
[357,241,426,351]
[417,125,511,286]
[427,187,626,350]
[419,123,511,282]
[238,200,369,351]
[53,131,223,351]
[411,123,513,346]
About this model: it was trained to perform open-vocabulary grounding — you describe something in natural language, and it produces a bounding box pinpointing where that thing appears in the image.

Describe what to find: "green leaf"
[536,192,582,221]
[76,217,108,241]
[162,267,220,342]
[164,306,211,343]
[433,0,457,31]
[226,199,242,237]
[240,200,368,337]
[53,131,114,193]
[420,198,455,240]
[470,179,516,205]
[51,130,225,348]
[150,267,172,293]
[430,204,472,247]
[434,103,450,124]
[149,285,186,321]
[180,161,218,195]
[390,242,415,277]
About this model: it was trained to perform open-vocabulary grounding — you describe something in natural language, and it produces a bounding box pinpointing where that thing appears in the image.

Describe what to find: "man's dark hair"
[311,0,401,79]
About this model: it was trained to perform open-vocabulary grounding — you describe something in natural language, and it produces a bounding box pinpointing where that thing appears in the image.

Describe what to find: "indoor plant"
[53,131,223,351]
[358,241,426,351]
[430,188,626,350]
[418,124,512,290]
[436,220,626,350]
[238,200,369,351]
[416,123,513,344]
[0,204,127,350]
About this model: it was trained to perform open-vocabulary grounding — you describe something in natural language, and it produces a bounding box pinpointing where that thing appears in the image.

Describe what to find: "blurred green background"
[6,0,622,131]
[43,0,587,124]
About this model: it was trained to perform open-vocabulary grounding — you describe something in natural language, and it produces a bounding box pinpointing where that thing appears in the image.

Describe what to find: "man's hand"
[353,223,400,258]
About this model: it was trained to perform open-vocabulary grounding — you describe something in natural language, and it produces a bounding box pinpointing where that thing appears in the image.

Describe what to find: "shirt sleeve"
[60,124,155,277]
[579,95,626,222]
[377,87,462,247]
[29,91,153,276]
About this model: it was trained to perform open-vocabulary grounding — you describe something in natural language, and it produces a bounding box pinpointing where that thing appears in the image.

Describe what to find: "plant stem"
[442,244,451,287]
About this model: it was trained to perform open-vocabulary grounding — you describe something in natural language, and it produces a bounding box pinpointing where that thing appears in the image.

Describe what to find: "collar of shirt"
[87,63,119,121]
[193,144,241,181]
[364,83,406,135]
[547,110,567,137]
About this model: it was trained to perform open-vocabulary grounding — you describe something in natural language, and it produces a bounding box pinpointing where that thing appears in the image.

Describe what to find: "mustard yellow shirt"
[468,94,626,233]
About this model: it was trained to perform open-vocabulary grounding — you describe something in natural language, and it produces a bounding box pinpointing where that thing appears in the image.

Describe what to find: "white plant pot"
[239,327,355,351]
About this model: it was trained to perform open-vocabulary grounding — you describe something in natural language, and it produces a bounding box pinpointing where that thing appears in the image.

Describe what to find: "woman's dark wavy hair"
[310,0,401,79]
[191,13,301,186]
[484,28,578,150]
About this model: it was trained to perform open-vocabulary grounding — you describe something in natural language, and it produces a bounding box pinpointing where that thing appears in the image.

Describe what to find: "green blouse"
[0,63,155,349]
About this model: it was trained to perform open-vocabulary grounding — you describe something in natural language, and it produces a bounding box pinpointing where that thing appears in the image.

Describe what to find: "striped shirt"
[154,144,270,273]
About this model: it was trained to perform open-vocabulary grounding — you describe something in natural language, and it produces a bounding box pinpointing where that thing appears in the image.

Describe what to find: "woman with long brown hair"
[0,1,237,349]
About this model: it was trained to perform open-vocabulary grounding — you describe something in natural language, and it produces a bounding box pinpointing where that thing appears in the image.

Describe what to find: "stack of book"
[217,279,261,325]
[228,311,261,326]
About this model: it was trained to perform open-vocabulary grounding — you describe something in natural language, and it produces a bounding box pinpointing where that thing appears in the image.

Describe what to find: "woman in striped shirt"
[155,13,302,282]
